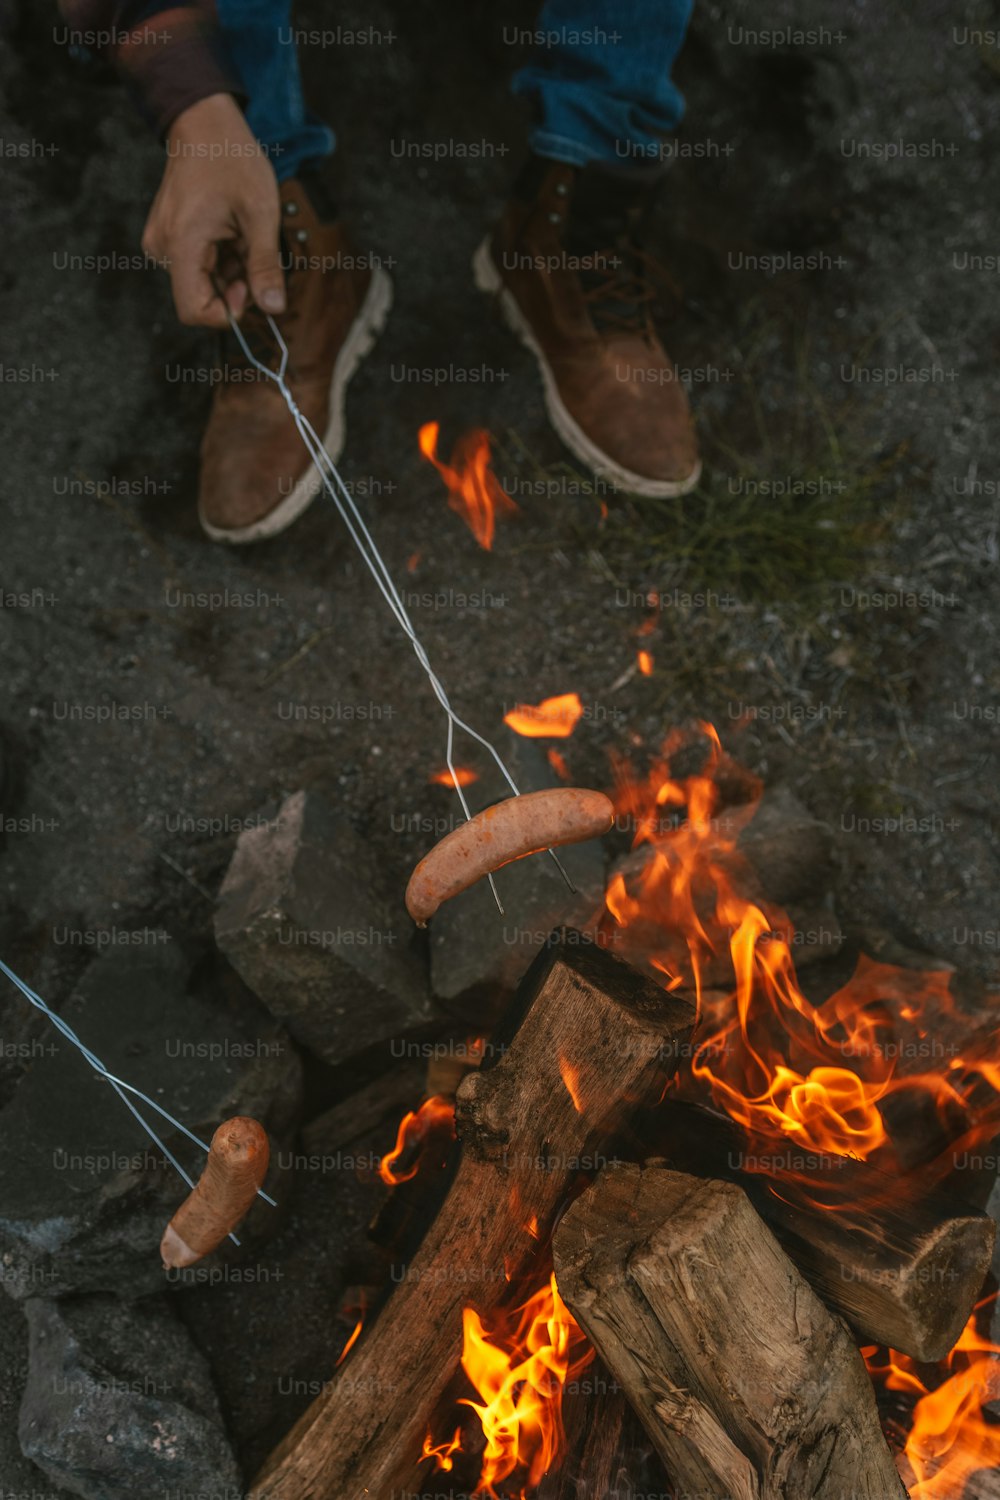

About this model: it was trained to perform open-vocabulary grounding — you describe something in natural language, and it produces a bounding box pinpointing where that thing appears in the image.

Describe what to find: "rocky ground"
[1,0,999,1494]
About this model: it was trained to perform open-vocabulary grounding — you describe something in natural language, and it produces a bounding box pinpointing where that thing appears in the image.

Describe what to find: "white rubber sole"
[472,236,701,500]
[200,265,394,545]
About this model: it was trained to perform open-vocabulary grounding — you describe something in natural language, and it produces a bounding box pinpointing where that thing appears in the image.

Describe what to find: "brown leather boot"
[198,178,392,544]
[473,160,700,498]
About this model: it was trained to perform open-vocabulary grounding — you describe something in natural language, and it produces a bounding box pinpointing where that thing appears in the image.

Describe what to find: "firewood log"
[649,1098,995,1361]
[251,936,696,1500]
[535,1368,660,1499]
[553,1162,908,1500]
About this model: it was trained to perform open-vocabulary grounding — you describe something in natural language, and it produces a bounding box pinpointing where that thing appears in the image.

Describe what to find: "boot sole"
[200,265,395,545]
[472,236,701,500]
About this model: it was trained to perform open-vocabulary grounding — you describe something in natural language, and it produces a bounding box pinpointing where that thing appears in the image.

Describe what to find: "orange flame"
[865,1300,1000,1496]
[637,650,653,676]
[423,1273,593,1497]
[421,1426,462,1473]
[504,693,584,740]
[429,765,479,788]
[602,722,1000,1167]
[335,1316,364,1368]
[418,422,518,550]
[558,1055,585,1114]
[602,723,1000,1485]
[378,1095,457,1186]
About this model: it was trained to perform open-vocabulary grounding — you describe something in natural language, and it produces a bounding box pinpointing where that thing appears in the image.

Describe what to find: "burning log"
[251,936,696,1500]
[536,1376,659,1499]
[651,1098,996,1361]
[963,1468,1000,1499]
[869,1301,1000,1497]
[896,1414,1000,1498]
[366,1094,461,1270]
[553,1162,908,1500]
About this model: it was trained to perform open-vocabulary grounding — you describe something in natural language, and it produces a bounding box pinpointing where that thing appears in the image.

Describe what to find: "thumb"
[242,199,286,314]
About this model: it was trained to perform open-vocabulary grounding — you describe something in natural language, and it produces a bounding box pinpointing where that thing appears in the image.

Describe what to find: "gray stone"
[0,1287,76,1500]
[19,1293,241,1500]
[853,923,956,975]
[214,789,437,1066]
[782,903,844,969]
[734,784,834,907]
[428,733,607,1021]
[0,944,301,1300]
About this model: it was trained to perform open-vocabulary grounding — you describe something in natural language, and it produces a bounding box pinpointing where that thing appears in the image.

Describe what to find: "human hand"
[142,92,285,328]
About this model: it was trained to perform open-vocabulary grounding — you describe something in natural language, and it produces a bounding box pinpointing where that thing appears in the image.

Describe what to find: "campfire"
[241,722,998,1499]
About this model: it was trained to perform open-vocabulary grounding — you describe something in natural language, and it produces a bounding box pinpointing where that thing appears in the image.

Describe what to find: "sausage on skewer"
[161,1116,270,1269]
[405,787,614,926]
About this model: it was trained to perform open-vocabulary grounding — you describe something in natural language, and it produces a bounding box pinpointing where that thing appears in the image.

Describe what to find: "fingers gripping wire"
[220,299,577,907]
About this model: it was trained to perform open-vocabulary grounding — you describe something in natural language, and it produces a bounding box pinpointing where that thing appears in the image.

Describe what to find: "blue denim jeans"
[512,0,695,170]
[215,0,335,182]
[217,0,693,182]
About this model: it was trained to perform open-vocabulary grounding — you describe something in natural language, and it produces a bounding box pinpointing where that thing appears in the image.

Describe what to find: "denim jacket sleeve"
[56,0,243,136]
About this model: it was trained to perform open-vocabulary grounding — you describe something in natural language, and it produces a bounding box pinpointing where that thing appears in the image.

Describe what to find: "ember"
[429,765,480,788]
[558,1055,585,1114]
[335,1315,364,1368]
[503,693,583,739]
[545,748,571,781]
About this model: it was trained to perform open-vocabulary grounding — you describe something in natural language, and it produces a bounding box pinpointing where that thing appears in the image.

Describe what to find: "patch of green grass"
[494,310,915,610]
[616,459,889,601]
[496,424,903,612]
[488,304,937,722]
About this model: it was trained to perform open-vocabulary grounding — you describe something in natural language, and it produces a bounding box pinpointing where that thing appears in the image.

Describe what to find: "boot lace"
[579,241,680,340]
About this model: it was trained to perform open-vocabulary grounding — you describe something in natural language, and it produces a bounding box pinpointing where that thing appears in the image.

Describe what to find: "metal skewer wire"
[221,299,578,914]
[0,295,578,1230]
[0,957,276,1244]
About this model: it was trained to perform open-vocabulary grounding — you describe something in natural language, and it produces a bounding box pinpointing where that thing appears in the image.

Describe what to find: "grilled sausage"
[405,787,614,925]
[161,1116,269,1269]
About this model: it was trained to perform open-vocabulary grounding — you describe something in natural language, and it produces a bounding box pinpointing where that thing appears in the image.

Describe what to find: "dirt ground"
[1,0,999,1491]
